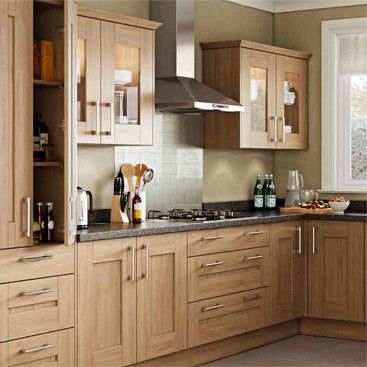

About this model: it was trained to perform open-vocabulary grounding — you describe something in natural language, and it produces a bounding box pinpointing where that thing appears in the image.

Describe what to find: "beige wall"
[195,0,275,202]
[273,5,367,200]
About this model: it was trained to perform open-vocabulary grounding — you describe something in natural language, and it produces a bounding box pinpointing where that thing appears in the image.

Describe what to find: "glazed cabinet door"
[77,239,137,367]
[113,24,154,145]
[241,49,277,148]
[276,55,308,149]
[267,222,305,325]
[308,221,364,322]
[0,0,33,249]
[76,16,101,144]
[136,233,187,362]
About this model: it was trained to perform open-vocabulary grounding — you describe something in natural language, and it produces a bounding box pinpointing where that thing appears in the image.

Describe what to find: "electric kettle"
[77,187,93,229]
[284,170,304,207]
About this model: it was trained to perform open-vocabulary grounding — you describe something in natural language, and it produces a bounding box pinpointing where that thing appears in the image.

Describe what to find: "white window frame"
[321,17,367,193]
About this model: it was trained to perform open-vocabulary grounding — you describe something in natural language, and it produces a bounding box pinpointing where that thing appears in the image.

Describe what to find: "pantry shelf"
[33,79,63,88]
[33,161,63,168]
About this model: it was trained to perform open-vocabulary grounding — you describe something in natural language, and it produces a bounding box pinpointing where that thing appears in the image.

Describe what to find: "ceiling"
[226,0,367,13]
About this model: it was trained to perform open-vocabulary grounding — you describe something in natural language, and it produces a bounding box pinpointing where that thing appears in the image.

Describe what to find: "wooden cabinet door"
[267,222,305,325]
[77,16,101,144]
[276,55,308,150]
[114,24,154,146]
[0,0,33,249]
[308,221,364,322]
[64,0,77,244]
[136,233,187,362]
[77,239,137,367]
[241,49,277,149]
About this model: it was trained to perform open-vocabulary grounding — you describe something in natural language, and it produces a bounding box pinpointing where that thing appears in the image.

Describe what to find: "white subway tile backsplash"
[114,113,203,212]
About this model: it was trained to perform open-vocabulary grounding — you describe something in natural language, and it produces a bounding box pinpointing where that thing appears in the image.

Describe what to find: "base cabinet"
[308,221,365,322]
[266,222,305,325]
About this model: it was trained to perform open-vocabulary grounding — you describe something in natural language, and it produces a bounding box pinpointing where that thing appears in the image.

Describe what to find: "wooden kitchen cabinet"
[77,9,160,146]
[201,40,310,150]
[136,233,187,362]
[77,238,137,367]
[0,0,33,249]
[308,221,365,322]
[267,222,305,326]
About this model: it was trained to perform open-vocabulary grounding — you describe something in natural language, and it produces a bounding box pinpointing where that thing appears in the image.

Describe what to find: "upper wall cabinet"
[201,40,311,150]
[76,8,161,146]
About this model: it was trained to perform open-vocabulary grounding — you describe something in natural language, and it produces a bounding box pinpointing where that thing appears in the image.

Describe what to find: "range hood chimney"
[150,0,244,113]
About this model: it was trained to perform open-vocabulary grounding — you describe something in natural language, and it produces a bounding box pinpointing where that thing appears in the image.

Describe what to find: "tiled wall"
[115,113,203,213]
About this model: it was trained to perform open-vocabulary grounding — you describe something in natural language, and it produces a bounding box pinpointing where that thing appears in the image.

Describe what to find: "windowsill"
[318,189,367,194]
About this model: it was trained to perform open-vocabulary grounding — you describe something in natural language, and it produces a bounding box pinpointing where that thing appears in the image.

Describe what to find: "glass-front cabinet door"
[242,49,277,149]
[276,55,308,149]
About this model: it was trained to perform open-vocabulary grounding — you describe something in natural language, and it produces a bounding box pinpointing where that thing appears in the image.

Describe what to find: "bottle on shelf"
[33,113,49,162]
[33,202,43,243]
[253,174,264,210]
[45,202,55,242]
[132,187,142,224]
[265,174,277,210]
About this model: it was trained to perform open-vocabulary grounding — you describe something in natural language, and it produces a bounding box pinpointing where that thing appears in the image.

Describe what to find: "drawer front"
[0,245,74,284]
[188,247,269,302]
[188,225,269,257]
[188,288,265,347]
[0,329,75,367]
[0,275,74,342]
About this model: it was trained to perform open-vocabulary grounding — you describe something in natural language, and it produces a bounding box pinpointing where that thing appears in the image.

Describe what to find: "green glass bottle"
[262,174,269,208]
[265,174,277,210]
[253,174,263,209]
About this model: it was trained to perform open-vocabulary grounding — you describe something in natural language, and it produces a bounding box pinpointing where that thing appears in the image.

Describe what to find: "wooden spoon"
[120,163,135,192]
[134,163,148,189]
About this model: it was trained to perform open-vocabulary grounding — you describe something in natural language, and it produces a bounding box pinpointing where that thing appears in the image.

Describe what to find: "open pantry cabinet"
[33,0,77,245]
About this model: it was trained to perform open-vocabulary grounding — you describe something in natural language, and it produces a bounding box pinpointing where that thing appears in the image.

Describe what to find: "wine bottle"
[132,187,142,224]
[265,174,277,210]
[253,174,263,209]
[262,174,269,208]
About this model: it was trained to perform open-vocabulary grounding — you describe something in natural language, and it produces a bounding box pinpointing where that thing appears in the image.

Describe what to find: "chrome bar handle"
[20,344,53,354]
[274,116,277,143]
[201,260,224,268]
[245,255,263,261]
[20,288,53,296]
[246,231,264,236]
[278,116,285,143]
[312,226,317,254]
[270,116,276,142]
[23,197,31,238]
[127,246,135,282]
[100,102,113,135]
[244,294,262,303]
[90,101,100,135]
[142,244,149,279]
[201,304,224,312]
[297,226,302,254]
[201,235,224,241]
[19,255,53,263]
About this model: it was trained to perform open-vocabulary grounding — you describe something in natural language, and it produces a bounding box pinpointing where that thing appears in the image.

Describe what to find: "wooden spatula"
[121,163,135,192]
[134,163,148,189]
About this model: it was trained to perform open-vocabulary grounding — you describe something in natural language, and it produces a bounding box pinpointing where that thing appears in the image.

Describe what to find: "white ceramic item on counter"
[328,201,350,214]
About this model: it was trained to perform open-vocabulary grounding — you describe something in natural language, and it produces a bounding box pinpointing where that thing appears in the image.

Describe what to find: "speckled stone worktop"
[76,211,367,242]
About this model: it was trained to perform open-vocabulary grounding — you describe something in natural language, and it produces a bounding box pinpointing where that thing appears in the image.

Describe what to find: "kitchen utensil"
[142,168,154,189]
[121,163,135,192]
[284,170,304,207]
[328,200,350,214]
[134,163,148,189]
[301,189,318,203]
[77,187,93,229]
[280,207,332,214]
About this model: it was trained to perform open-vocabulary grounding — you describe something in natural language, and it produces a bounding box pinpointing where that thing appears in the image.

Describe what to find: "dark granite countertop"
[76,211,366,242]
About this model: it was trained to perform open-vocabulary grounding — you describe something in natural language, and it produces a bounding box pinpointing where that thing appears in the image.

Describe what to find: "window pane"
[350,75,367,180]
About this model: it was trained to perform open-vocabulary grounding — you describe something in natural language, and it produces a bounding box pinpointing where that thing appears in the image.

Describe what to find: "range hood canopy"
[150,0,244,113]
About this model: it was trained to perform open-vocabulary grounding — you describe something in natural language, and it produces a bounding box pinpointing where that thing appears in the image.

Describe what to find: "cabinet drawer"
[0,329,75,367]
[0,275,74,342]
[188,288,265,347]
[0,245,74,284]
[188,225,269,257]
[188,247,269,302]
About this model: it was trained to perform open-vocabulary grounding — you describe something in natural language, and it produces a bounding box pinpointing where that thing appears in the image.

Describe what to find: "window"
[322,18,367,192]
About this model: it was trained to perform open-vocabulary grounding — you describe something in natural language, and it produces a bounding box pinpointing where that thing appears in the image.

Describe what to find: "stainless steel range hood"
[150,0,244,113]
